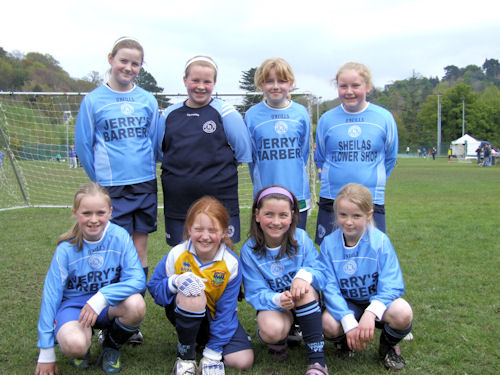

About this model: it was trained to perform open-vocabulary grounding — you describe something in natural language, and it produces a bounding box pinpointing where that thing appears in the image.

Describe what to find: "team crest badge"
[274,121,288,135]
[348,125,361,138]
[270,262,285,277]
[202,120,217,133]
[343,260,357,275]
[317,224,326,239]
[88,254,104,269]
[211,271,226,287]
[227,225,235,238]
[120,103,134,116]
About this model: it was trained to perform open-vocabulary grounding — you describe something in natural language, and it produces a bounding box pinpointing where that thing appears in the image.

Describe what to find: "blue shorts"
[165,303,252,356]
[110,193,157,235]
[54,295,111,338]
[314,198,386,245]
[164,214,240,247]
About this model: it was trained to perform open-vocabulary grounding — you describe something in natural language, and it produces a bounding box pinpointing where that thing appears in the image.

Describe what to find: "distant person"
[417,149,422,158]
[314,62,398,244]
[69,145,77,168]
[55,153,62,162]
[406,146,410,154]
[423,147,427,158]
[491,147,497,166]
[448,148,452,162]
[475,146,482,164]
[240,186,328,375]
[245,57,311,229]
[148,196,254,374]
[320,183,413,371]
[482,144,491,167]
[75,36,160,344]
[159,55,252,247]
[35,183,146,375]
[431,147,436,160]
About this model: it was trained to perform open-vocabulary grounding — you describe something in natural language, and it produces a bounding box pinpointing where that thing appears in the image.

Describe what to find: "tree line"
[1,46,499,147]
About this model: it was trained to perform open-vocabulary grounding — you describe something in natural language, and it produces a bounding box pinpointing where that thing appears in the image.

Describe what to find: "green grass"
[0,158,499,374]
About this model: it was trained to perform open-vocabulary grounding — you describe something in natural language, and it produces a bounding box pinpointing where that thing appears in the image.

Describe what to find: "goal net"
[0,92,319,211]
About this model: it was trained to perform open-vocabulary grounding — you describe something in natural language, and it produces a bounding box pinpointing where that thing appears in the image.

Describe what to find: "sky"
[1,0,499,101]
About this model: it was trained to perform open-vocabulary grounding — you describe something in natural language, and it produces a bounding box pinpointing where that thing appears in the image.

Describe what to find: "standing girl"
[314,62,398,244]
[245,58,311,229]
[320,183,413,371]
[75,37,160,307]
[159,55,252,247]
[148,196,254,375]
[240,186,328,375]
[35,183,146,375]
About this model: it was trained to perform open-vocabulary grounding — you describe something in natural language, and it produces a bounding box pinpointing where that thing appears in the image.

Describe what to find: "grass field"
[0,158,499,374]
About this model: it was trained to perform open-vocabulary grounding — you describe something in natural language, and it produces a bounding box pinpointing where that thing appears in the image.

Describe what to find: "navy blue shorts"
[110,193,157,235]
[164,214,240,247]
[165,303,252,356]
[54,295,111,337]
[314,198,386,245]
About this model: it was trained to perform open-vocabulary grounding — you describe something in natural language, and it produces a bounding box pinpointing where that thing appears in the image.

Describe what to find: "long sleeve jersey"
[314,103,398,204]
[147,240,242,354]
[319,226,405,333]
[245,101,311,206]
[240,228,324,311]
[159,98,252,218]
[75,84,160,186]
[37,222,145,353]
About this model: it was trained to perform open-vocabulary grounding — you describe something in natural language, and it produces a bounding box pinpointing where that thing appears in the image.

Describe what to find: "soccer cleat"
[126,329,144,346]
[267,342,288,362]
[172,357,197,375]
[71,349,90,369]
[379,341,406,371]
[305,362,329,375]
[98,347,121,374]
[199,357,225,375]
[287,323,303,347]
[333,337,355,359]
[97,329,106,345]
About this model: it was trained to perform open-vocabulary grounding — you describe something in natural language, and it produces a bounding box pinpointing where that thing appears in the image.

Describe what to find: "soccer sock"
[381,322,413,347]
[140,266,149,297]
[295,301,325,367]
[103,318,140,350]
[175,305,205,360]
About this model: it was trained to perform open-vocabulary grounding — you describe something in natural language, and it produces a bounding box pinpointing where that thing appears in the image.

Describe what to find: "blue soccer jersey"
[159,98,252,219]
[75,84,160,186]
[319,226,405,333]
[147,240,242,354]
[314,103,398,204]
[240,228,324,311]
[245,101,311,208]
[37,222,145,353]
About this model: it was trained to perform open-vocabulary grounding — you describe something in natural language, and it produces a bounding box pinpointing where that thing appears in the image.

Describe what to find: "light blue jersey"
[75,84,160,186]
[37,222,146,350]
[314,103,398,204]
[319,226,405,332]
[240,228,324,311]
[245,101,311,208]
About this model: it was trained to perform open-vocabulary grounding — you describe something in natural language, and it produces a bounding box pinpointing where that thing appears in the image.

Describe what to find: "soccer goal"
[0,92,319,211]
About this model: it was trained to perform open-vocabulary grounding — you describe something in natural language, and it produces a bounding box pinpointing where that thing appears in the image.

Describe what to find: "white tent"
[450,134,481,159]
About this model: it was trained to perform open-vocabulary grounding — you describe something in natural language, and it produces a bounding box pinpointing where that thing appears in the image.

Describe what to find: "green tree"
[134,67,170,108]
[236,67,262,114]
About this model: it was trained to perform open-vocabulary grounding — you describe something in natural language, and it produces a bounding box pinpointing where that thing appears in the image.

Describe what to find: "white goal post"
[0,91,320,211]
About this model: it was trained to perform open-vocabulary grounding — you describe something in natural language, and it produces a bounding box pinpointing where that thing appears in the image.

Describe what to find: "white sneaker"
[403,332,414,341]
[199,357,225,375]
[172,358,197,375]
